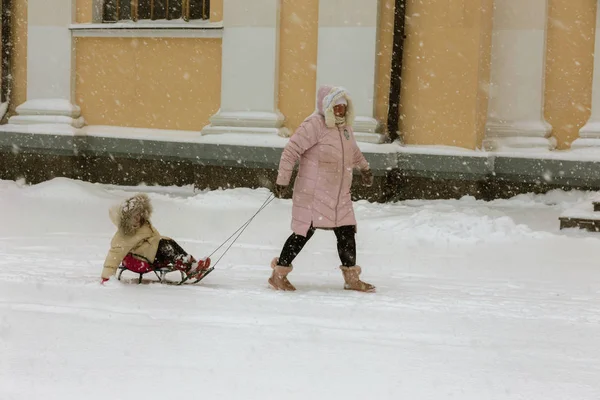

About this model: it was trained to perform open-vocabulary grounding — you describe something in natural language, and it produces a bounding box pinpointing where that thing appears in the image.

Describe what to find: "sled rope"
[208,193,275,268]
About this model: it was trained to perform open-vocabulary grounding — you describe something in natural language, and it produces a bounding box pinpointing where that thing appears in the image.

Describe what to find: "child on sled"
[100,193,210,283]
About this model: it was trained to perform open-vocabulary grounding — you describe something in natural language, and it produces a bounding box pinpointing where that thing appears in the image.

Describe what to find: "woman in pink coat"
[269,85,375,293]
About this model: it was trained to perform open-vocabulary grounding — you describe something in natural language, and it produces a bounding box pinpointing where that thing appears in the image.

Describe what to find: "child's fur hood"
[109,193,153,236]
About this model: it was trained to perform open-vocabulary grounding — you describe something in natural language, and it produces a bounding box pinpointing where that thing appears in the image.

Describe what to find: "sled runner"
[116,254,213,285]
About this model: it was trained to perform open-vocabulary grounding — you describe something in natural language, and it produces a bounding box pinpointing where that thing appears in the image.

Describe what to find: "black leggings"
[278,225,356,267]
[154,239,190,266]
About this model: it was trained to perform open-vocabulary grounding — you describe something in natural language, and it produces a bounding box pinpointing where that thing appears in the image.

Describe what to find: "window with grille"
[103,0,210,22]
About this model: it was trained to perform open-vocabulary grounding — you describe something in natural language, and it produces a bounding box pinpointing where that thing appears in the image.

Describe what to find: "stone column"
[572,5,600,150]
[315,0,384,144]
[483,0,554,151]
[202,0,288,136]
[8,0,84,128]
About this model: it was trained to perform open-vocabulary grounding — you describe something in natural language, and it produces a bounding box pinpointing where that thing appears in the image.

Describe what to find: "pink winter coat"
[276,85,370,236]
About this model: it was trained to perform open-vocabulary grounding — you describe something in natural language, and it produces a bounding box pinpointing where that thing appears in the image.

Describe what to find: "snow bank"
[16,177,119,201]
[365,209,548,244]
[6,178,596,245]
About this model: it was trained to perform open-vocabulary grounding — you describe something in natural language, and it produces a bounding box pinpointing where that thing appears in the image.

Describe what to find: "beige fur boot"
[268,258,296,291]
[340,266,375,293]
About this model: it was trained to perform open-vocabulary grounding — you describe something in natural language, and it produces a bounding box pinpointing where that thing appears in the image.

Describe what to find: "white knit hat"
[334,96,348,106]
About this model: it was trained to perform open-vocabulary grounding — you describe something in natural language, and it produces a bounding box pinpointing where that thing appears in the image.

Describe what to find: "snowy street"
[1,178,599,399]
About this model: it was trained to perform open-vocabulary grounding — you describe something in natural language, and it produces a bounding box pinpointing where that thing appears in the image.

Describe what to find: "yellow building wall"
[13,0,600,149]
[74,0,222,131]
[375,0,395,133]
[76,0,93,23]
[278,0,393,134]
[211,0,223,22]
[277,0,319,133]
[544,0,596,150]
[75,38,221,131]
[399,0,494,149]
[474,0,494,148]
[395,0,596,150]
[10,0,28,117]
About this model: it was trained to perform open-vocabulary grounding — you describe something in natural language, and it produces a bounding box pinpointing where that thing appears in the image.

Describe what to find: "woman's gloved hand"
[361,170,374,187]
[273,184,288,199]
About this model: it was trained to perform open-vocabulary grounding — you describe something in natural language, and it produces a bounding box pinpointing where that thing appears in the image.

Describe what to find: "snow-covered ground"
[1,178,599,400]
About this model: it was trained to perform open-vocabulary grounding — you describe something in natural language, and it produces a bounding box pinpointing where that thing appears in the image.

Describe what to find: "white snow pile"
[365,208,547,243]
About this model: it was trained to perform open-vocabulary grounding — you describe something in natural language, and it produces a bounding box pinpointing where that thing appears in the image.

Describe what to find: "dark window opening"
[103,0,210,22]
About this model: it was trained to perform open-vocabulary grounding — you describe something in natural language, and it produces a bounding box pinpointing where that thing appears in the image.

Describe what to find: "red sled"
[117,254,213,285]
